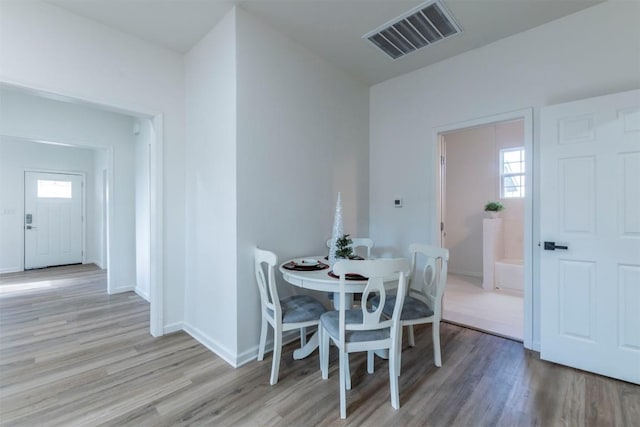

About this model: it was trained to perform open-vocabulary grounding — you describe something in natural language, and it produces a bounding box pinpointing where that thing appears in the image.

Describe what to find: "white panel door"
[24,172,83,269]
[540,90,640,384]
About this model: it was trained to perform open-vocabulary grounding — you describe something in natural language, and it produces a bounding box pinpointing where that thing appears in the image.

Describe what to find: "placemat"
[282,261,329,271]
[327,271,368,281]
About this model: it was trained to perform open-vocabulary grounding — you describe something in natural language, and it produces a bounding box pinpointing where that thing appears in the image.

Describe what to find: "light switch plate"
[394,197,403,208]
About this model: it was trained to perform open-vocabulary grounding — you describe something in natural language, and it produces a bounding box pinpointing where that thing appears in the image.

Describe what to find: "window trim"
[500,147,525,199]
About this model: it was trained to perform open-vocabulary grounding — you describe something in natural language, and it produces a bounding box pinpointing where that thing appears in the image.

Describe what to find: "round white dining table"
[279,256,366,306]
[279,255,396,360]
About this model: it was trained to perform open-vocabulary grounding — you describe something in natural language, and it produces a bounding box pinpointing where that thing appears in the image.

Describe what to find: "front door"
[24,171,83,269]
[540,90,640,384]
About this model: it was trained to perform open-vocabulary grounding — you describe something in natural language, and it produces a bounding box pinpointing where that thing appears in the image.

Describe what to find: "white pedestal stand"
[482,218,503,290]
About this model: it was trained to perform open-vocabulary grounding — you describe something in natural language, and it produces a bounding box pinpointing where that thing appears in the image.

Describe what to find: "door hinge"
[440,222,444,232]
[441,155,445,166]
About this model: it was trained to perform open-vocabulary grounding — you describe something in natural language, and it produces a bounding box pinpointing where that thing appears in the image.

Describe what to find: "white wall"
[495,121,525,260]
[444,120,524,277]
[0,137,96,273]
[444,125,495,277]
[369,1,640,348]
[0,89,137,292]
[94,150,108,269]
[235,7,370,362]
[135,119,152,301]
[182,7,369,366]
[184,8,239,362]
[0,0,185,328]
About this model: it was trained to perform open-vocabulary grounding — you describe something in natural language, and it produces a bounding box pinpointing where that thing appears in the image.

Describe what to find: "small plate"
[293,258,319,267]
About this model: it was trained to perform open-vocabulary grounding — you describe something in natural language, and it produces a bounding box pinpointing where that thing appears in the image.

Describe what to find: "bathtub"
[495,259,524,293]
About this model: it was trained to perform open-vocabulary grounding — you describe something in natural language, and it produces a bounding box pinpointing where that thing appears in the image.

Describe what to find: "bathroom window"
[500,147,525,198]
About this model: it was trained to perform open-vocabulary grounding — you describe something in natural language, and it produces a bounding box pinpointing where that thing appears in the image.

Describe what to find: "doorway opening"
[434,109,533,347]
[0,82,164,337]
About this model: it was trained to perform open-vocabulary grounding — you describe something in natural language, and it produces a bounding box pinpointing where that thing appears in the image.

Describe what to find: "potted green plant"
[335,234,353,259]
[484,201,505,218]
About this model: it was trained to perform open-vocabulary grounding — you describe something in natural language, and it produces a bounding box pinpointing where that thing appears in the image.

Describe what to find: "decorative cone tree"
[328,192,343,268]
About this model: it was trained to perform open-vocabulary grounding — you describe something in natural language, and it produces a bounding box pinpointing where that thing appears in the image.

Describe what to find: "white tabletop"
[279,256,369,294]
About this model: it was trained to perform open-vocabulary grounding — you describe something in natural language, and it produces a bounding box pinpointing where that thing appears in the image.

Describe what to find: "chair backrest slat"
[254,247,281,318]
[333,258,409,342]
[407,244,449,320]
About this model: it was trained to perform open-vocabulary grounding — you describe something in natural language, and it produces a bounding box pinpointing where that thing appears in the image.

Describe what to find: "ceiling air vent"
[363,0,461,60]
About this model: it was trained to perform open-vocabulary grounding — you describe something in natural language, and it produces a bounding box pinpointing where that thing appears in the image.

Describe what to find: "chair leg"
[407,324,415,347]
[396,326,403,376]
[339,349,347,419]
[270,325,282,385]
[345,353,351,390]
[300,327,307,347]
[321,327,329,380]
[318,326,323,374]
[389,340,400,410]
[433,320,442,367]
[367,350,374,374]
[258,317,267,361]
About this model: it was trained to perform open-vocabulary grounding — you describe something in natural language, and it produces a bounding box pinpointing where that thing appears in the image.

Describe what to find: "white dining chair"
[254,247,327,385]
[326,237,374,259]
[319,258,409,419]
[379,244,449,372]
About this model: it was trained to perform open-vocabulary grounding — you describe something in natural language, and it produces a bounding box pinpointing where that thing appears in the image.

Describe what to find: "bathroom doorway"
[435,110,532,343]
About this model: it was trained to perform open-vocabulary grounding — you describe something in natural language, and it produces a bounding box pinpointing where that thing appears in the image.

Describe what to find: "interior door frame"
[433,108,534,349]
[0,80,164,338]
[23,169,86,269]
[439,138,447,248]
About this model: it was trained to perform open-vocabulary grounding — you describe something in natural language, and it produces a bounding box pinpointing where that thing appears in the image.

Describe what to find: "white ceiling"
[44,0,604,85]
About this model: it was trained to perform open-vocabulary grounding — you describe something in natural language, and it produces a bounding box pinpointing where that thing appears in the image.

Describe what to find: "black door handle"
[544,241,568,251]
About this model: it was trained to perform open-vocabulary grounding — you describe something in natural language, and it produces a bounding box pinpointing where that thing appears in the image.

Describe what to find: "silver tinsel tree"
[328,192,343,268]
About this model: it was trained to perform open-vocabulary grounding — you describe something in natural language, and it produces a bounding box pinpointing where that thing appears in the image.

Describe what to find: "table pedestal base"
[293,331,319,360]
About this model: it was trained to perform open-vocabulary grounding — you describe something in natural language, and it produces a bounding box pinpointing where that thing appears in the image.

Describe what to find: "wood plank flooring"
[1,265,638,426]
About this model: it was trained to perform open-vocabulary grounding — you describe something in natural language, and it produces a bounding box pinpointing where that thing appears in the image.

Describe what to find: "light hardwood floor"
[443,274,524,341]
[1,265,638,426]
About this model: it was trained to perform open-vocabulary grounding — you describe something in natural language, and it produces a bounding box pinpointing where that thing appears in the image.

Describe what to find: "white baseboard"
[183,322,238,367]
[135,287,150,302]
[183,323,302,368]
[109,286,134,294]
[163,321,183,334]
[236,346,259,368]
[532,339,541,352]
[0,266,22,274]
[85,259,107,269]
[449,269,483,278]
[235,330,299,368]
